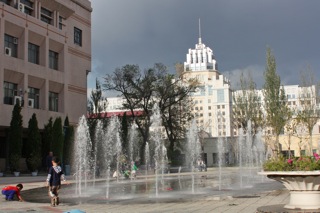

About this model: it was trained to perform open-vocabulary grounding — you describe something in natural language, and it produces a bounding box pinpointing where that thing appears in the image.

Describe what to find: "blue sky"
[89,0,320,95]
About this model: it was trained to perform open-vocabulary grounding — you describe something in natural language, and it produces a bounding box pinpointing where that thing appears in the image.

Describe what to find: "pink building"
[0,0,92,169]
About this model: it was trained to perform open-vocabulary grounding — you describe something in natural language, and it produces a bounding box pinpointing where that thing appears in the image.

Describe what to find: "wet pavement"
[0,167,290,213]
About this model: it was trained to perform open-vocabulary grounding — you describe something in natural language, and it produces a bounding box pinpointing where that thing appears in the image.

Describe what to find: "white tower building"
[182,21,233,137]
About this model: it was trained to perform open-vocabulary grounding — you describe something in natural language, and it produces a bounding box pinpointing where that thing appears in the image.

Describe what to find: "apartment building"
[0,0,92,157]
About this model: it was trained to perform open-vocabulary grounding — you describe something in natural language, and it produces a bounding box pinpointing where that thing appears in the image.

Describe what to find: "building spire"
[199,18,202,44]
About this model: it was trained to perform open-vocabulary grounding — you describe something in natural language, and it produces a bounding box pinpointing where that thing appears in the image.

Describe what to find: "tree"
[296,66,320,155]
[263,47,291,157]
[121,112,129,157]
[43,118,53,161]
[63,116,74,166]
[155,71,196,161]
[26,113,42,172]
[8,102,23,172]
[103,63,196,163]
[103,64,157,163]
[87,78,108,162]
[232,72,264,136]
[52,117,64,162]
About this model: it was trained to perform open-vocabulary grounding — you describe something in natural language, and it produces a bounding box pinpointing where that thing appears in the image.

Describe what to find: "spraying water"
[149,103,163,197]
[186,119,201,194]
[74,115,92,196]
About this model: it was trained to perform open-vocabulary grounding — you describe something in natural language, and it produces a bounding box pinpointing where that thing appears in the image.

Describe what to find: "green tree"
[296,66,320,155]
[263,48,290,157]
[121,112,129,157]
[156,72,196,161]
[63,116,74,165]
[8,102,23,172]
[43,118,53,159]
[26,113,42,171]
[103,64,157,163]
[232,72,264,140]
[87,79,108,164]
[52,117,63,162]
[103,63,197,163]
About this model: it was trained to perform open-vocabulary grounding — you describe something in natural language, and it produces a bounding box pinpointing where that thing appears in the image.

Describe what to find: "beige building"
[0,0,92,166]
[181,34,233,138]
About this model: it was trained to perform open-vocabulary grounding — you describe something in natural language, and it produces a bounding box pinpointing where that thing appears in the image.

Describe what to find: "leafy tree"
[263,48,291,157]
[52,117,64,162]
[121,112,129,157]
[296,66,320,155]
[87,78,108,161]
[42,118,53,160]
[103,63,197,163]
[156,71,196,161]
[8,102,23,172]
[232,72,264,152]
[63,116,74,165]
[103,64,158,163]
[26,113,42,171]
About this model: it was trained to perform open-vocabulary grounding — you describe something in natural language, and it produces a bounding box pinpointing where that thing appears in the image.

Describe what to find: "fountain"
[186,119,201,194]
[149,103,163,197]
[62,108,268,205]
[74,115,92,196]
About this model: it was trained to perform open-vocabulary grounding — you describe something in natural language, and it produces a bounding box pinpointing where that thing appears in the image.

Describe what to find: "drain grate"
[232,195,260,198]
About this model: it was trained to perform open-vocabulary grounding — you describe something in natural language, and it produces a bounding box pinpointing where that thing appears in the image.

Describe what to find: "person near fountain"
[46,156,68,207]
[200,160,207,172]
[1,184,24,201]
[131,161,138,178]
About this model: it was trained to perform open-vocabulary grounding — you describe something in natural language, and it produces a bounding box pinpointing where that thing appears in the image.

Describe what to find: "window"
[209,113,211,116]
[74,27,82,46]
[208,106,211,110]
[217,89,225,102]
[217,105,220,109]
[28,43,39,64]
[49,92,58,112]
[0,0,10,5]
[4,34,18,57]
[20,0,33,15]
[3,81,17,105]
[49,50,58,70]
[59,16,65,30]
[41,7,52,25]
[28,87,40,109]
[200,106,203,110]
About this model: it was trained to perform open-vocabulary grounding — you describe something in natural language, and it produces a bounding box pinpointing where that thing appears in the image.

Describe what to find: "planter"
[259,171,320,210]
[31,171,38,176]
[13,171,20,177]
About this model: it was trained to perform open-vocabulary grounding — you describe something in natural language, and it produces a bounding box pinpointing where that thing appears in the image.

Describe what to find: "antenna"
[198,18,202,44]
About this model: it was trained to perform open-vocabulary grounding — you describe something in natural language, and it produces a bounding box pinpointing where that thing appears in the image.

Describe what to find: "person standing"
[46,151,53,172]
[46,156,67,207]
[1,184,24,201]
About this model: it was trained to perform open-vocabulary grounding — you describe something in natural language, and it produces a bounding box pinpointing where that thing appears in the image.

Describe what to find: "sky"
[89,0,320,95]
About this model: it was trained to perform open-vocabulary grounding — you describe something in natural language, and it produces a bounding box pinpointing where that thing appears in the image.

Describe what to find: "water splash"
[74,115,92,196]
[186,119,201,193]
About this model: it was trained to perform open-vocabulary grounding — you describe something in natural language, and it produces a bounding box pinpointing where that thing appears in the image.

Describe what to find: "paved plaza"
[0,168,290,213]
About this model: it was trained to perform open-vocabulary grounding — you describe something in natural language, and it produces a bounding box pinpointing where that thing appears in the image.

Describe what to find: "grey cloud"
[90,0,320,93]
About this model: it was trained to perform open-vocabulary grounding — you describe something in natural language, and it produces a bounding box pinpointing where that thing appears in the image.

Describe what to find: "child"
[46,156,67,207]
[2,183,24,201]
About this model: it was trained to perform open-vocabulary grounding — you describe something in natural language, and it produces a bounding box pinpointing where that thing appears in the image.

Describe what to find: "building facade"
[181,35,233,138]
[0,0,92,167]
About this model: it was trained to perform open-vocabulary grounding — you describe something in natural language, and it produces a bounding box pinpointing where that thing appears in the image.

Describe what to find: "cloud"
[223,65,265,90]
